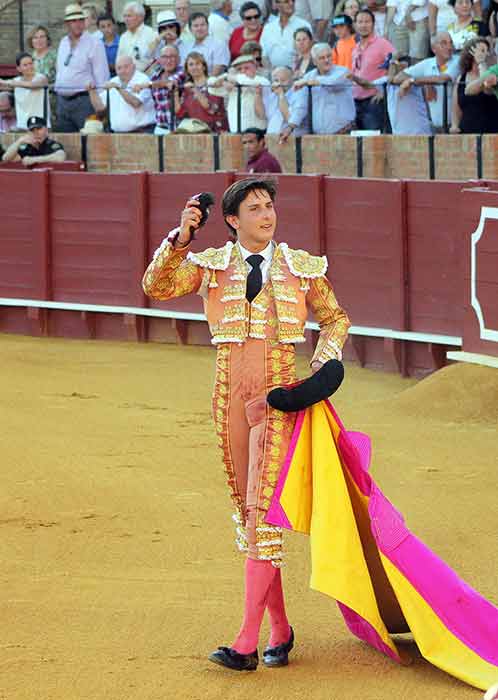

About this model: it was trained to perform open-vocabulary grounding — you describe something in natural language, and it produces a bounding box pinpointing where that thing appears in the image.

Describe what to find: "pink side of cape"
[266,400,498,667]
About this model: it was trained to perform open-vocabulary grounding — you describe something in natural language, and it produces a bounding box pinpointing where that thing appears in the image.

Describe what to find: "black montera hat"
[27,115,47,130]
[267,359,344,412]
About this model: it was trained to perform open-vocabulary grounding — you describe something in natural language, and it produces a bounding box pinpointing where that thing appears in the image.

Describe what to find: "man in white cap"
[209,53,269,131]
[117,2,156,72]
[148,10,188,63]
[54,3,110,132]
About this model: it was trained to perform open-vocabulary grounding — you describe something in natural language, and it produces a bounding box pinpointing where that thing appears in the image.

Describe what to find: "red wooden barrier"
[2,170,496,372]
[0,161,85,171]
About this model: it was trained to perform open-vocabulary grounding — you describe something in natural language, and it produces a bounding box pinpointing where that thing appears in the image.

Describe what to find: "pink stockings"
[232,558,291,654]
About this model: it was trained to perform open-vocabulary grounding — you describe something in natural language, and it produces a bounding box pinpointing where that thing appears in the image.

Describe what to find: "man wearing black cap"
[1,116,66,167]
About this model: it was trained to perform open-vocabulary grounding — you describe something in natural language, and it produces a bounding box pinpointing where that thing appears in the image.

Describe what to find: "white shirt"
[228,73,270,132]
[238,240,273,285]
[208,12,232,44]
[429,0,456,31]
[117,23,157,72]
[182,36,230,73]
[387,0,428,24]
[13,74,51,129]
[100,69,155,132]
[405,54,459,127]
[260,15,312,69]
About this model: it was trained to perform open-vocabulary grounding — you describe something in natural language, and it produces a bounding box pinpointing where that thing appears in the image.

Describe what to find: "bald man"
[88,54,156,132]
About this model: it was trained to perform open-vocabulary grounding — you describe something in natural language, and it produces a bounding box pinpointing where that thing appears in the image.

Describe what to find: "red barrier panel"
[323,177,407,331]
[0,170,49,300]
[406,181,463,337]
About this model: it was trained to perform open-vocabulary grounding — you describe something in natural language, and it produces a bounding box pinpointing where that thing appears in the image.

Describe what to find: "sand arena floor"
[1,333,497,700]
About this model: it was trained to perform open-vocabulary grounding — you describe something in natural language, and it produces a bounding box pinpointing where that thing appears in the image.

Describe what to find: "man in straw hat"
[54,3,109,132]
[142,177,350,670]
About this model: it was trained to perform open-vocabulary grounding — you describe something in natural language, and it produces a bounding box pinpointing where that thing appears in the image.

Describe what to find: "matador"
[142,178,350,671]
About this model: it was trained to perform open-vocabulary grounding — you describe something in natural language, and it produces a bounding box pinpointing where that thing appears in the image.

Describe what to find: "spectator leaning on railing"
[174,51,228,132]
[134,45,185,134]
[280,42,355,138]
[88,55,155,133]
[54,3,110,133]
[451,37,498,133]
[385,52,432,133]
[117,1,156,72]
[256,65,302,134]
[392,31,459,131]
[2,116,65,167]
[464,39,498,109]
[0,52,49,130]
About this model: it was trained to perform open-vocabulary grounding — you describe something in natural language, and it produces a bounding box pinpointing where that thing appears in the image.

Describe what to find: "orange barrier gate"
[1,170,497,375]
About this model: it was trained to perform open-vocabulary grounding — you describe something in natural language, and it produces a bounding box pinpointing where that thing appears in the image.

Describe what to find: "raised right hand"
[178,198,202,243]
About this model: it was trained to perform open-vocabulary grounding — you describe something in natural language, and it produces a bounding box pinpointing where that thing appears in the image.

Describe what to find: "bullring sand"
[1,334,497,700]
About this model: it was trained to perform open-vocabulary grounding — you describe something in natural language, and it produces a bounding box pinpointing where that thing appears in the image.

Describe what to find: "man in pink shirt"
[351,9,394,130]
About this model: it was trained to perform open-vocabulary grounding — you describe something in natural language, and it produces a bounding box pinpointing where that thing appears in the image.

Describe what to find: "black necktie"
[246,254,264,303]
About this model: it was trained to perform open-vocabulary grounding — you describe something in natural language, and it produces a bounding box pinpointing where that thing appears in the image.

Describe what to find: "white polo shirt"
[13,74,51,129]
[100,69,156,132]
[182,35,231,72]
[117,23,157,71]
[260,14,312,69]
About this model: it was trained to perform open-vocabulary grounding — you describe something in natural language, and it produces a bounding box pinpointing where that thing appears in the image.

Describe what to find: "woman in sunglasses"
[229,1,263,60]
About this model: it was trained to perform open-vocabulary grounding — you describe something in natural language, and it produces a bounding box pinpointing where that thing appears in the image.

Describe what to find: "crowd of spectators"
[1,0,498,145]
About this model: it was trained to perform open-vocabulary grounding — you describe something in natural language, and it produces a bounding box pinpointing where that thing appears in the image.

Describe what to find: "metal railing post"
[307,85,313,135]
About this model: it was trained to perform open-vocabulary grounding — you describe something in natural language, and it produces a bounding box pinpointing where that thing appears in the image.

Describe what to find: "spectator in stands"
[209,53,269,131]
[0,92,16,133]
[209,0,234,44]
[175,0,194,42]
[451,37,498,132]
[260,0,312,70]
[174,51,228,131]
[293,27,315,77]
[255,65,302,133]
[231,0,269,27]
[392,31,459,130]
[0,53,50,130]
[54,3,110,132]
[429,0,457,33]
[242,127,282,171]
[386,52,432,132]
[352,10,394,130]
[148,11,187,63]
[446,0,486,51]
[489,0,498,37]
[184,12,231,76]
[240,40,267,76]
[2,115,65,166]
[280,42,355,137]
[88,54,156,132]
[82,3,104,37]
[229,2,263,60]
[134,45,185,133]
[339,0,361,21]
[294,0,333,41]
[366,0,387,37]
[27,25,57,85]
[117,2,156,71]
[331,15,357,70]
[98,14,120,75]
[385,0,429,64]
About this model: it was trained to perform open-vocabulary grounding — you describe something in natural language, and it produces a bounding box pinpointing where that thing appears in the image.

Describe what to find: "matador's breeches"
[212,339,297,567]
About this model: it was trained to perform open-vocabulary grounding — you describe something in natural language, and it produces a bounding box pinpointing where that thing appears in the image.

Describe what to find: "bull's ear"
[267,359,344,413]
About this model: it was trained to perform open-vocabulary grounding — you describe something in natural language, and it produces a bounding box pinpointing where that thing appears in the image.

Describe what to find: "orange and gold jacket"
[142,238,350,365]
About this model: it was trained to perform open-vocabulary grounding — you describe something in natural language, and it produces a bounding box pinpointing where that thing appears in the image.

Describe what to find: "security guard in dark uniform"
[1,116,66,166]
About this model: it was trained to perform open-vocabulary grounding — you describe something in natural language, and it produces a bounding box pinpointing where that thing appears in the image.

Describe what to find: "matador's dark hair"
[222,177,277,238]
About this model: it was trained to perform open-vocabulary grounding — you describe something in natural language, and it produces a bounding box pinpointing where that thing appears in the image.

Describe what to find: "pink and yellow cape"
[266,400,498,691]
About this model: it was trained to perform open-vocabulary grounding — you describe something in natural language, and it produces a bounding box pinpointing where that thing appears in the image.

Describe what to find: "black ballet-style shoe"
[263,627,294,667]
[267,360,344,412]
[208,646,259,671]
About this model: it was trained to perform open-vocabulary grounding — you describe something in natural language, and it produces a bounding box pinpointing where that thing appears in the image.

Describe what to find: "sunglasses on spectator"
[243,13,261,19]
[64,52,73,66]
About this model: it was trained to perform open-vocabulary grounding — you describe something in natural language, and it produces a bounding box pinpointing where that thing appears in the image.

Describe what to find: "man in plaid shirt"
[136,45,185,133]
